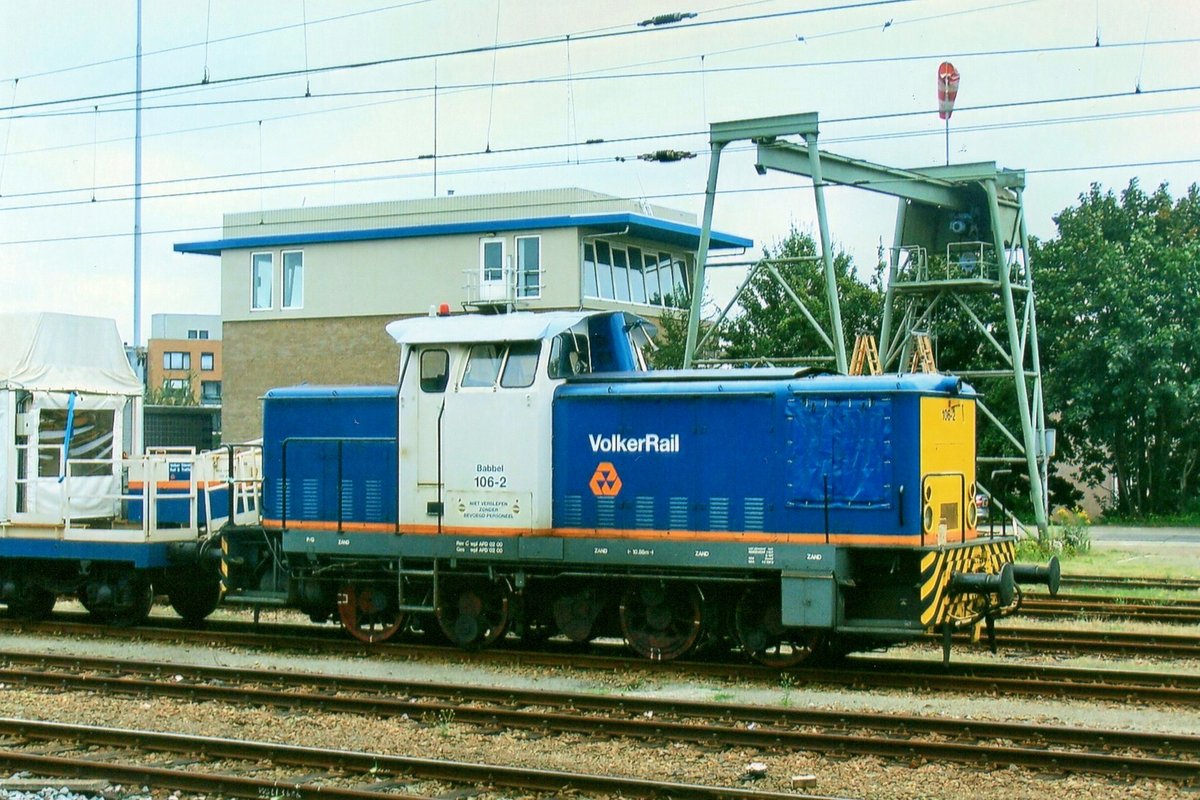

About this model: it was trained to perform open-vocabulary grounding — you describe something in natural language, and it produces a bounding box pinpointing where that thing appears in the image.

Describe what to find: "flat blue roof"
[174,212,752,256]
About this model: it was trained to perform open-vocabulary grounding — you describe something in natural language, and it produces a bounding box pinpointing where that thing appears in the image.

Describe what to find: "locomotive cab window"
[548,330,591,379]
[461,344,504,388]
[420,349,450,393]
[500,341,540,388]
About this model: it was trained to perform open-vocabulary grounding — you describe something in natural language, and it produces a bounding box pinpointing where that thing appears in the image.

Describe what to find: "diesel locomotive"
[211,308,1056,665]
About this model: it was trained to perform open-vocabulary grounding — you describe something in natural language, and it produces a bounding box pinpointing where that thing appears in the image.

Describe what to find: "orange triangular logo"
[589,461,622,497]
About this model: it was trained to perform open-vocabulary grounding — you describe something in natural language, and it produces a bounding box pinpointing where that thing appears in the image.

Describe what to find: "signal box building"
[174,188,752,442]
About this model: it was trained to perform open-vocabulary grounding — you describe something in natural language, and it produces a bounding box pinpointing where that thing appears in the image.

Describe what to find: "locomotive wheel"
[7,586,57,621]
[551,586,604,642]
[619,581,703,661]
[337,583,406,644]
[734,588,824,667]
[436,579,511,650]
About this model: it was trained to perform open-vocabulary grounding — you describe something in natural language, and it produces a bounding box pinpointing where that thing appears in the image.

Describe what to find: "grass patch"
[1051,547,1200,580]
[1099,511,1200,527]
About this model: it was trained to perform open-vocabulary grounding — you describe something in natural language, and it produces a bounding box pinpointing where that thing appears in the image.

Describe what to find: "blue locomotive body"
[551,372,968,542]
[260,386,399,530]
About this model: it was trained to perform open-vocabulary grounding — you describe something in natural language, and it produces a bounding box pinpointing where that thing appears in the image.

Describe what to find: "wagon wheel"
[619,581,703,661]
[166,568,223,625]
[106,573,155,628]
[436,579,511,650]
[337,583,406,644]
[735,588,824,668]
[7,586,57,621]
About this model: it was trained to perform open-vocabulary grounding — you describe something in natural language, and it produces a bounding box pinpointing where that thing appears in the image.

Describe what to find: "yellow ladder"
[909,333,937,373]
[849,334,882,376]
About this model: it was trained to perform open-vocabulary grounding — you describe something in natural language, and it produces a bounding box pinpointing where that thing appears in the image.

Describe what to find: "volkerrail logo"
[588,433,680,453]
[589,462,622,497]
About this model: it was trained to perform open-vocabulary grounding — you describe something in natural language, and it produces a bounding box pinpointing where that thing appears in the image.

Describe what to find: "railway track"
[1017,594,1200,625]
[972,624,1200,659]
[1,619,1198,706]
[0,652,1196,785]
[0,717,824,800]
[1061,574,1200,592]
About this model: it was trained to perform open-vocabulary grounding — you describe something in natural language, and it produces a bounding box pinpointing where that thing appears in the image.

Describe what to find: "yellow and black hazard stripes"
[919,539,1016,627]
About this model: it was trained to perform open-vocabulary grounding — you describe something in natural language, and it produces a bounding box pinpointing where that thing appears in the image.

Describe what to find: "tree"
[722,226,882,365]
[645,290,719,370]
[1033,180,1200,516]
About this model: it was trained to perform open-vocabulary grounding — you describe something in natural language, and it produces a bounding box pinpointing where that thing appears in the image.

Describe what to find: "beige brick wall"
[222,315,406,443]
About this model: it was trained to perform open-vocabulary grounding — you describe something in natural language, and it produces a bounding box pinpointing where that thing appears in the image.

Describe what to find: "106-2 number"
[475,475,508,489]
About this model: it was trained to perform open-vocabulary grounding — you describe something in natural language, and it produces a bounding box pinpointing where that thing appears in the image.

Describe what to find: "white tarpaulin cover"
[0,313,141,524]
[0,313,141,395]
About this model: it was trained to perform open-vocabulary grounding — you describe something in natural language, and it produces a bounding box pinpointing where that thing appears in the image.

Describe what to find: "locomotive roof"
[562,369,975,396]
[385,310,649,346]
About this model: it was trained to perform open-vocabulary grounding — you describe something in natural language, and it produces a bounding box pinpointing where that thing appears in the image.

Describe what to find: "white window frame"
[282,249,304,310]
[251,252,274,311]
[480,238,506,287]
[515,235,541,299]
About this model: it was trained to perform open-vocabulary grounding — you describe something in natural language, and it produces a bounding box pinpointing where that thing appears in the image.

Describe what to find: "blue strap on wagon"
[58,392,77,484]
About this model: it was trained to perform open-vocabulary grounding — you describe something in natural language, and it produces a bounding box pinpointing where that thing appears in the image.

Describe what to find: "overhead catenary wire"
[2,154,1197,249]
[3,33,1197,166]
[2,0,437,84]
[2,84,1200,213]
[0,0,917,115]
[1,0,1045,127]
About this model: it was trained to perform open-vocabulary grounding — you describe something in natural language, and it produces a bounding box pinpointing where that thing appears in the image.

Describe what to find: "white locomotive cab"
[389,311,647,536]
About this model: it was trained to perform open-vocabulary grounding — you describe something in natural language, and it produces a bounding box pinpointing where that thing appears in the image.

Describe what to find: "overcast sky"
[0,0,1196,344]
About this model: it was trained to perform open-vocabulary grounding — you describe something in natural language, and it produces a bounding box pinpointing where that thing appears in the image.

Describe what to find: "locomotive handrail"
[919,471,968,543]
[279,436,398,534]
[219,442,263,529]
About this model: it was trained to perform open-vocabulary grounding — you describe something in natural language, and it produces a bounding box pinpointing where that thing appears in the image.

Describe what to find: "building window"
[612,247,632,302]
[200,352,215,371]
[201,381,222,403]
[582,243,598,298]
[595,242,615,299]
[163,351,191,371]
[581,242,689,308]
[516,236,540,298]
[480,238,504,285]
[187,329,210,340]
[627,246,647,304]
[164,378,189,390]
[251,252,273,310]
[643,251,661,305]
[282,250,304,309]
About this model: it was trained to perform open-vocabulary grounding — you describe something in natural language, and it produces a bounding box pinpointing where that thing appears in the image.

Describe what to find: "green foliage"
[1033,180,1200,516]
[1015,507,1092,560]
[145,373,198,406]
[722,226,882,365]
[645,290,717,369]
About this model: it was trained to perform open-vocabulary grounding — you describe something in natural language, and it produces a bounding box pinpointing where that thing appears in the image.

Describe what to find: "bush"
[1016,507,1092,560]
